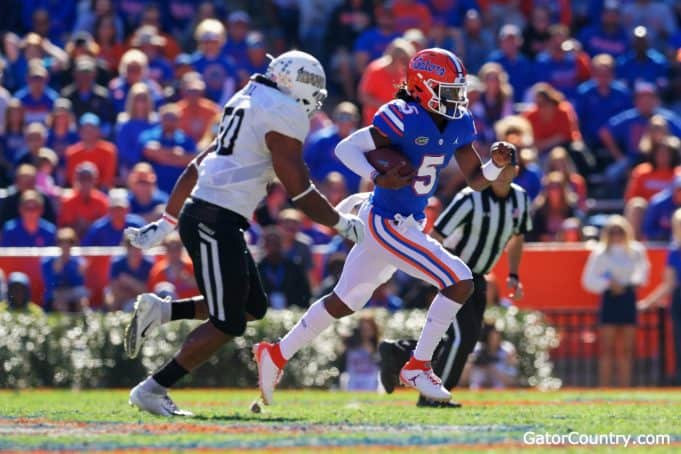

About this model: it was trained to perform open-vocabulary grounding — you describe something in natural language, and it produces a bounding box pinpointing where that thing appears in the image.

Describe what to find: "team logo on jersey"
[296,68,325,89]
[415,136,429,146]
[411,56,445,76]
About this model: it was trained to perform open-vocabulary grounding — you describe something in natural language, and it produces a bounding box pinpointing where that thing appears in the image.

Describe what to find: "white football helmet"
[266,50,328,117]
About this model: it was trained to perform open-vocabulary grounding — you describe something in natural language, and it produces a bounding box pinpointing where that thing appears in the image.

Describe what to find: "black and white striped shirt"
[434,183,532,275]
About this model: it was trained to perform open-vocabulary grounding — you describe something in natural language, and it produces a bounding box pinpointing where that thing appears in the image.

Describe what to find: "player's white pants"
[334,200,472,311]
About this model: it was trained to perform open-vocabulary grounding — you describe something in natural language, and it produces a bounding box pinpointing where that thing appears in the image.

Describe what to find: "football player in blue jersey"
[254,48,516,404]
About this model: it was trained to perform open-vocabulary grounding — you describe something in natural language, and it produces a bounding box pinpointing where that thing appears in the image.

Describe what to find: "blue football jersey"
[371,99,476,220]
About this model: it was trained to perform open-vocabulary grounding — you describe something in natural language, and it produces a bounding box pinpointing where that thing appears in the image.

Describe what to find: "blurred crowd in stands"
[0,0,681,317]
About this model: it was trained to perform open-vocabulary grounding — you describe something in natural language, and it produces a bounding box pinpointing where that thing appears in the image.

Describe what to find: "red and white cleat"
[252,342,285,405]
[399,357,451,402]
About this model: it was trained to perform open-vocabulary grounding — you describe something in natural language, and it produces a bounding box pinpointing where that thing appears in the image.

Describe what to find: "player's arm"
[335,126,414,189]
[455,141,516,192]
[163,141,216,218]
[125,142,216,249]
[506,233,524,300]
[638,267,676,310]
[268,131,363,242]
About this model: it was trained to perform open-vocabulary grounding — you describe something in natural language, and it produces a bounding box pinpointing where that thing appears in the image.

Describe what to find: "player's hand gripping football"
[374,165,417,190]
[334,212,365,243]
[490,141,517,168]
[124,217,175,250]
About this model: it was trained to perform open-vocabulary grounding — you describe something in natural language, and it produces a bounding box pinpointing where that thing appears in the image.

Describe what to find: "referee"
[379,165,532,407]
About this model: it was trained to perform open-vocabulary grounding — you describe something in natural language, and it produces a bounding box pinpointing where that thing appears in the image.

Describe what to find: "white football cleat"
[253,342,284,405]
[125,293,167,358]
[129,382,193,417]
[399,360,451,402]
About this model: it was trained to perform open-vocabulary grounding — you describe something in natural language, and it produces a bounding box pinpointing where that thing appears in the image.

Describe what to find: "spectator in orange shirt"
[65,113,117,189]
[392,0,432,34]
[626,136,681,201]
[176,72,219,143]
[544,146,588,210]
[58,161,109,237]
[523,83,586,165]
[358,38,415,125]
[147,232,198,299]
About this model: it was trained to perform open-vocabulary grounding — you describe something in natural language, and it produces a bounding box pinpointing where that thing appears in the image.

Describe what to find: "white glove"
[334,212,365,243]
[124,216,176,250]
[335,192,371,215]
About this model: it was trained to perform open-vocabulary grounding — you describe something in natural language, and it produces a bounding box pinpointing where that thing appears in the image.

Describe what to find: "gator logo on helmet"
[296,68,325,89]
[411,56,445,76]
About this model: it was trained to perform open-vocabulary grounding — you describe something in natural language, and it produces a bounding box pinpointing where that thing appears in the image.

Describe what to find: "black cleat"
[378,341,402,394]
[417,395,462,408]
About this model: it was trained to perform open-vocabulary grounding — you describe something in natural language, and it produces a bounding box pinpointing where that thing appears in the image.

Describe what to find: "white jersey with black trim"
[191,78,309,219]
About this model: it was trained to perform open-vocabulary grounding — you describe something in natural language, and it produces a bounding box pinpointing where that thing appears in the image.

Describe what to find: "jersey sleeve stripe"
[378,113,404,137]
[373,124,390,138]
[382,107,405,132]
[388,104,404,119]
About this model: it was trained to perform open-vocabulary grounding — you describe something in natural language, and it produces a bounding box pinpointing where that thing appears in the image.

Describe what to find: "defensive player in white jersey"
[122,51,364,416]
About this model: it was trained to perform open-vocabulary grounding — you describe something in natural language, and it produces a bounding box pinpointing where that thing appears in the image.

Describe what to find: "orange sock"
[403,356,431,370]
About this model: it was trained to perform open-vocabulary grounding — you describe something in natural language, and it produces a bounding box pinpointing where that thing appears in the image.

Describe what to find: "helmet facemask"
[424,79,468,120]
[297,88,328,117]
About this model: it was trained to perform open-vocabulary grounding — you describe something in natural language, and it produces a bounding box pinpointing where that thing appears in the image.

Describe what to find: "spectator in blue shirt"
[81,189,144,246]
[235,32,270,87]
[223,11,251,65]
[1,189,56,246]
[642,176,681,241]
[131,26,173,87]
[46,98,79,160]
[515,148,543,201]
[109,49,164,113]
[575,54,632,149]
[489,25,534,102]
[15,61,58,125]
[106,237,154,311]
[533,25,587,102]
[191,18,236,105]
[14,122,48,168]
[457,9,495,75]
[140,103,196,194]
[578,0,629,58]
[303,102,362,193]
[115,82,159,176]
[116,0,148,32]
[600,83,681,176]
[126,162,168,222]
[429,0,479,28]
[616,26,669,93]
[21,1,76,45]
[353,6,400,71]
[164,0,198,42]
[41,226,88,312]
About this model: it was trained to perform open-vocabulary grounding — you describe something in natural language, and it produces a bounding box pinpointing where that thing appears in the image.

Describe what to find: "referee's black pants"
[393,273,488,390]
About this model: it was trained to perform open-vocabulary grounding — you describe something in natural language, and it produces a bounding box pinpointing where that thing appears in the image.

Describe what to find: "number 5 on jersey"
[217,106,245,155]
[413,154,445,195]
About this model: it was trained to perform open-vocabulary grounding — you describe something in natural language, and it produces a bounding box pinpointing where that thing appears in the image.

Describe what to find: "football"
[366,147,415,176]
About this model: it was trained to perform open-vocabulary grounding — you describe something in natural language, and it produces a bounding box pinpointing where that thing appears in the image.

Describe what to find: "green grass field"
[1,388,680,453]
